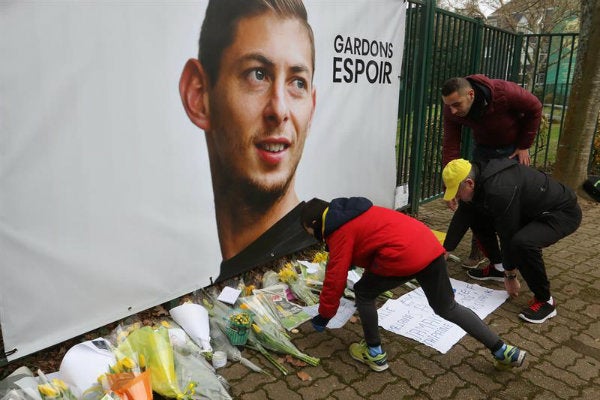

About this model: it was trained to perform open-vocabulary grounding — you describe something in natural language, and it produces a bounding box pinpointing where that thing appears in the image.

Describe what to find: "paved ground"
[219,198,600,400]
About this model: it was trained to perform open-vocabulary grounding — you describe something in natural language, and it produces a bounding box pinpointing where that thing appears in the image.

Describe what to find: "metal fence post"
[510,33,523,82]
[408,0,435,214]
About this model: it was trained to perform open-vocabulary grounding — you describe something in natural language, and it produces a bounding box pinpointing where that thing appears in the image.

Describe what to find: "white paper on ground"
[303,297,357,329]
[217,287,242,305]
[58,339,116,396]
[378,278,509,354]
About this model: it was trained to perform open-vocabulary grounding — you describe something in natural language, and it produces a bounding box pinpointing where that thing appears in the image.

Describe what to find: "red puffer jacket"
[318,197,445,319]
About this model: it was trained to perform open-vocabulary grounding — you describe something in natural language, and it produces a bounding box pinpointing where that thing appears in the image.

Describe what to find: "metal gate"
[397,0,580,213]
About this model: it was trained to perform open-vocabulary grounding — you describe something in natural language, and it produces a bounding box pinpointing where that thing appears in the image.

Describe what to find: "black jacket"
[444,158,577,267]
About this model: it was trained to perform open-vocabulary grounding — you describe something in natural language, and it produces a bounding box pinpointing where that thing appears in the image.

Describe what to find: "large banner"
[0,0,406,361]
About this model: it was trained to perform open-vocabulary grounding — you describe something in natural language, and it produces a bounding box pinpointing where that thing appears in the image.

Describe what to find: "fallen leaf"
[297,371,312,381]
[285,355,307,367]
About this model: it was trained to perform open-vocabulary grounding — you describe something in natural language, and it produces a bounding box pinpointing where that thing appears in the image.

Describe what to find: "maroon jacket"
[442,74,542,166]
[318,198,445,319]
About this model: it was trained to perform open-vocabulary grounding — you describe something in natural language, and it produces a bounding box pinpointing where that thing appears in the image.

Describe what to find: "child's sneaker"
[349,341,389,372]
[494,344,526,370]
[519,297,557,323]
[467,264,504,281]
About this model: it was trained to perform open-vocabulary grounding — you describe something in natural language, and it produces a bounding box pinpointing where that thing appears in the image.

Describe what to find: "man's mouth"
[259,142,288,153]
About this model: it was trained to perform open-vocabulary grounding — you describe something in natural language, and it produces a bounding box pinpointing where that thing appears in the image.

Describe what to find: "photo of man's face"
[206,12,316,206]
[179,1,319,277]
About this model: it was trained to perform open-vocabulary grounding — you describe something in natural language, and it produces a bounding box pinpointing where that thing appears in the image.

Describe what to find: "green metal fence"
[397,0,580,213]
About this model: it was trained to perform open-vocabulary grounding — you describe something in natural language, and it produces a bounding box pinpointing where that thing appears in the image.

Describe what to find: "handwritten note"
[378,278,508,353]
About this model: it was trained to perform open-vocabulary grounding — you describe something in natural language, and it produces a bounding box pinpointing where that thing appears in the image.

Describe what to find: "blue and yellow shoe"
[494,344,526,370]
[349,341,389,372]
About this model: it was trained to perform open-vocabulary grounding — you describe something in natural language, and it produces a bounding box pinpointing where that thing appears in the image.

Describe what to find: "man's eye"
[293,78,307,90]
[253,69,266,81]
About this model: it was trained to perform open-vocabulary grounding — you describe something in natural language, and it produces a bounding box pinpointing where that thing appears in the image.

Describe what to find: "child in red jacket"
[301,197,525,372]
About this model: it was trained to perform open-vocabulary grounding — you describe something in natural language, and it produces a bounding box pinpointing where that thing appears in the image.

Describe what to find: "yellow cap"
[442,159,472,201]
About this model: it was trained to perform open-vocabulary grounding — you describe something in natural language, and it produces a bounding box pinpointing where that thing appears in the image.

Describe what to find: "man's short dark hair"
[301,198,329,234]
[441,77,472,96]
[199,0,315,86]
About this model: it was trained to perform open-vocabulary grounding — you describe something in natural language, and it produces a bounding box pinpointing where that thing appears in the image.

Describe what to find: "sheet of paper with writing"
[378,278,508,353]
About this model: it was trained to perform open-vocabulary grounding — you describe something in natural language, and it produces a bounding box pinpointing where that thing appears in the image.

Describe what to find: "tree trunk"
[553,0,600,196]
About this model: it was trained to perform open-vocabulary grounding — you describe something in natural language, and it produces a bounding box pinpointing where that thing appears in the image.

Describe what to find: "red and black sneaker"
[467,264,504,282]
[519,297,557,323]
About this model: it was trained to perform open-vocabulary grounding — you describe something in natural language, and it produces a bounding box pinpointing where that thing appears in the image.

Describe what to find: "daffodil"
[278,263,298,283]
[312,251,329,264]
[50,379,68,391]
[38,383,59,398]
[119,356,136,371]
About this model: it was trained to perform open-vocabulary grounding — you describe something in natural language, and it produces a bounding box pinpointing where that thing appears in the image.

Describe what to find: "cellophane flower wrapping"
[0,366,42,400]
[203,296,273,377]
[236,295,288,338]
[116,325,179,398]
[237,296,319,366]
[36,371,78,400]
[252,285,311,330]
[169,332,232,400]
[105,371,151,400]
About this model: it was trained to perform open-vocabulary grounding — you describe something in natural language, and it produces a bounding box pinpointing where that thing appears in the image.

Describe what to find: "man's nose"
[265,82,290,125]
[450,107,458,115]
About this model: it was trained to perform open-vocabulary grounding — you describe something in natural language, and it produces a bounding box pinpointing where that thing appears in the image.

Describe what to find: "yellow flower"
[138,354,146,369]
[312,251,329,264]
[161,320,171,328]
[278,263,298,283]
[50,379,68,391]
[38,384,59,398]
[243,284,255,296]
[120,356,136,371]
[251,323,262,333]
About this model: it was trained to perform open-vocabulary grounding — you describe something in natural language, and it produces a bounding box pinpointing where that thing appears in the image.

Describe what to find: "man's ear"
[179,59,211,130]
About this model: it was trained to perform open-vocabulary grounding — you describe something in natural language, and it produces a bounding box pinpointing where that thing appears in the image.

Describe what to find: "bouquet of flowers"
[278,262,319,306]
[225,309,253,345]
[250,323,319,367]
[36,371,78,400]
[202,295,273,377]
[103,357,152,400]
[114,324,179,398]
[238,294,319,366]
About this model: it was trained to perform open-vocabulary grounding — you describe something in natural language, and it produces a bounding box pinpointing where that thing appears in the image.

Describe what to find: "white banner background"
[0,0,406,361]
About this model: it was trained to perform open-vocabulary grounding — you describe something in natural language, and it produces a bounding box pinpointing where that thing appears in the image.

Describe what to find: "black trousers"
[507,203,582,301]
[353,255,500,350]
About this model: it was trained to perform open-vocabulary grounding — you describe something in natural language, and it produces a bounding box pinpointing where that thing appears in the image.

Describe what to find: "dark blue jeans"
[353,255,500,350]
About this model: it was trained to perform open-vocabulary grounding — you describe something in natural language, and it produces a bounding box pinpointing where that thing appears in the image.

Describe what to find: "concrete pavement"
[219,198,600,399]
